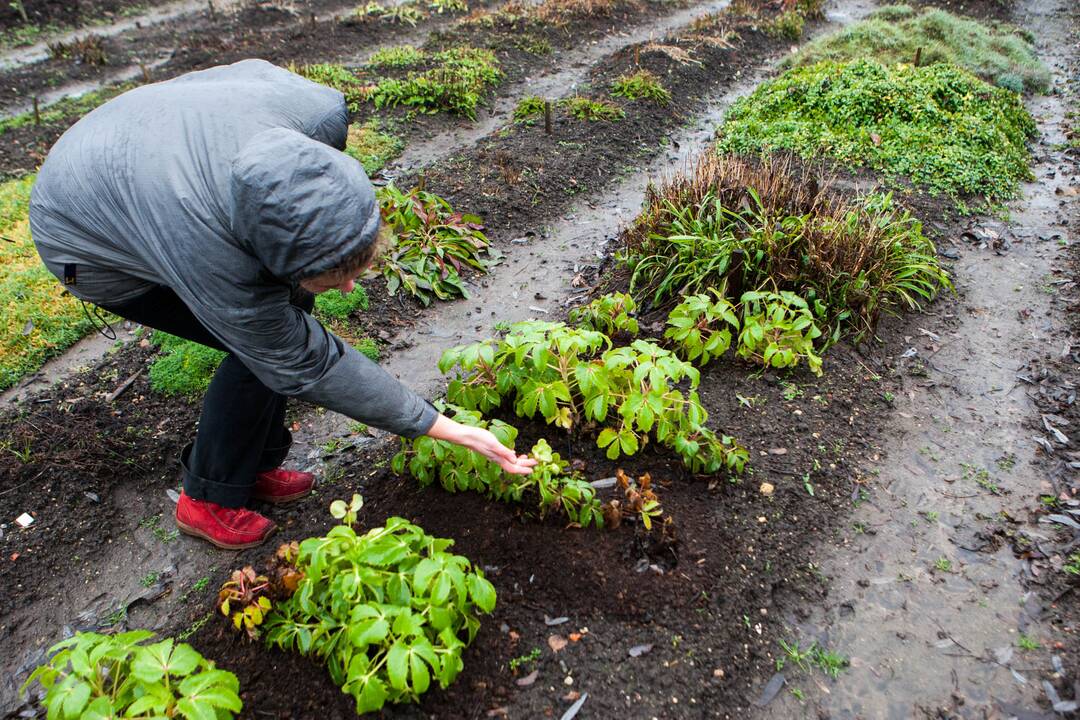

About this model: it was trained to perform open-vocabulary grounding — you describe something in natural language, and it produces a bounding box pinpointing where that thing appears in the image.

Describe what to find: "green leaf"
[386,642,409,690]
[61,680,92,718]
[168,643,202,677]
[467,574,497,613]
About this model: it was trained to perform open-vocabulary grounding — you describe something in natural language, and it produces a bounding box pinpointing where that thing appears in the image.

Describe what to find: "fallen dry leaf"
[515,669,539,687]
[548,634,568,652]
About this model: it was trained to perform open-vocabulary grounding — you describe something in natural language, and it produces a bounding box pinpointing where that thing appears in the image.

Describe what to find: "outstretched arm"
[425,414,537,475]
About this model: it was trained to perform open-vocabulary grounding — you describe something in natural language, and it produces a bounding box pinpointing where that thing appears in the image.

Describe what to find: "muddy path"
[0,2,873,716]
[753,0,1080,715]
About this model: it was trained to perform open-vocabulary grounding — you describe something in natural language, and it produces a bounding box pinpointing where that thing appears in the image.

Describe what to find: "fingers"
[498,454,537,475]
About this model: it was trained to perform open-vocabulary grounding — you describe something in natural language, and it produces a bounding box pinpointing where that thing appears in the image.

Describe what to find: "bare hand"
[425,414,537,475]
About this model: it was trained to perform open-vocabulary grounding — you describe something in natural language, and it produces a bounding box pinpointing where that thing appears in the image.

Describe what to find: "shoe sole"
[251,487,313,505]
[176,519,276,550]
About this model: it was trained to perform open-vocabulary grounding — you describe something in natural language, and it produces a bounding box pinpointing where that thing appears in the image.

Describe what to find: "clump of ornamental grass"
[611,69,671,105]
[512,95,547,123]
[785,5,1050,93]
[559,96,625,121]
[291,63,373,112]
[620,153,951,339]
[366,45,427,69]
[716,59,1036,207]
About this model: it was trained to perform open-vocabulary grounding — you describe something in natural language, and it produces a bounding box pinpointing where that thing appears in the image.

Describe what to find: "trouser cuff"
[257,428,293,473]
[180,443,253,508]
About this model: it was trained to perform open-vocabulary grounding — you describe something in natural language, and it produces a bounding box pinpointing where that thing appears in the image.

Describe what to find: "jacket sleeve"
[186,288,438,438]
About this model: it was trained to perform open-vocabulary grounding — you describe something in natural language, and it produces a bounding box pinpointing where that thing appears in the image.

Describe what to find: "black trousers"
[102,286,314,508]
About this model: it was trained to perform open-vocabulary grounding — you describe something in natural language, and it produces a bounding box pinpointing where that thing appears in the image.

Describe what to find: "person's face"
[299,269,362,295]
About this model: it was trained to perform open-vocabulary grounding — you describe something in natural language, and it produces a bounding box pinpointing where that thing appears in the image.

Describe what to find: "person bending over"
[30,59,534,550]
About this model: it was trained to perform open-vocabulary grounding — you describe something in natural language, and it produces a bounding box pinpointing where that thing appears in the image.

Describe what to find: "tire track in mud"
[753,0,1079,715]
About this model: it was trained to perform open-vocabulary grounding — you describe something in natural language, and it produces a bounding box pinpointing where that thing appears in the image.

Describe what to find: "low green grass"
[292,63,373,112]
[0,174,96,391]
[0,82,137,138]
[785,5,1050,93]
[344,120,404,174]
[147,332,227,397]
[716,60,1036,207]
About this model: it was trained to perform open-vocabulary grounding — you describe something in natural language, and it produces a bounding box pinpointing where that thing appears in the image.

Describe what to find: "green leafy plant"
[611,69,671,105]
[664,292,739,365]
[217,566,273,640]
[568,292,640,336]
[263,497,496,714]
[392,406,603,526]
[737,290,823,375]
[372,47,502,119]
[1064,553,1080,576]
[21,631,241,719]
[716,60,1036,205]
[785,5,1050,93]
[438,321,747,472]
[558,96,625,121]
[147,332,226,397]
[621,153,951,338]
[513,95,547,124]
[377,183,496,305]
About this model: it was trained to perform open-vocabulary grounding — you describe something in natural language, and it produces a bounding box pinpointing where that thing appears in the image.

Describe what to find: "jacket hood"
[230,127,380,281]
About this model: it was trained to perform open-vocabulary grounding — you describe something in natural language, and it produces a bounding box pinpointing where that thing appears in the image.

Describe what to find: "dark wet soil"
[0,342,199,623]
[0,0,164,32]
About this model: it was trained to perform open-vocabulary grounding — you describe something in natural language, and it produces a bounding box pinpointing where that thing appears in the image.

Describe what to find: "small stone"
[564,675,574,686]
[713,668,724,678]
[759,482,775,496]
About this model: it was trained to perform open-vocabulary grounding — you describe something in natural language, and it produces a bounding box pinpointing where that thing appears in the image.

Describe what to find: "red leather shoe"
[253,467,315,504]
[175,491,276,550]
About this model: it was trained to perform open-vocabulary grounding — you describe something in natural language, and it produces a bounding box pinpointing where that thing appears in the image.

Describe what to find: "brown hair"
[315,223,395,283]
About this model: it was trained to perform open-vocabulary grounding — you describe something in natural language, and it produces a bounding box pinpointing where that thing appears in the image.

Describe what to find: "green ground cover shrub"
[621,153,951,339]
[716,60,1036,206]
[264,497,496,714]
[786,5,1049,93]
[23,630,241,719]
[345,120,405,175]
[314,285,370,319]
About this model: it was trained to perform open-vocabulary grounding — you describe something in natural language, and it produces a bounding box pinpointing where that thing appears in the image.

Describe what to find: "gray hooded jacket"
[30,59,437,438]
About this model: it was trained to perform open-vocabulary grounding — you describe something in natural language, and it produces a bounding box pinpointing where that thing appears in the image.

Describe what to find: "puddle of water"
[756,0,1077,715]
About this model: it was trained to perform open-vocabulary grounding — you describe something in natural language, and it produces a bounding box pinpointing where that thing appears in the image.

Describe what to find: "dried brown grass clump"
[624,153,831,252]
[534,0,619,23]
[641,42,700,66]
[48,34,108,65]
[621,153,950,333]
